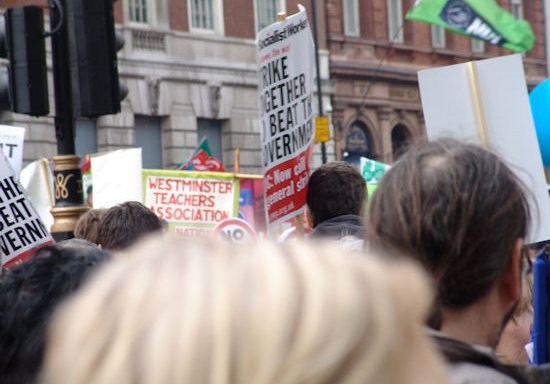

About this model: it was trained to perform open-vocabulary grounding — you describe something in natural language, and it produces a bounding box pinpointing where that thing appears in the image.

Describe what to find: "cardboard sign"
[143,170,239,237]
[0,125,25,177]
[418,54,550,244]
[91,148,143,208]
[257,5,315,228]
[0,151,53,267]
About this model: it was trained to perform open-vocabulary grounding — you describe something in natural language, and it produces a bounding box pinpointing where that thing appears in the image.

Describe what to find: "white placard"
[91,148,143,208]
[257,4,315,228]
[0,151,53,267]
[0,125,25,177]
[418,54,550,244]
[19,159,54,231]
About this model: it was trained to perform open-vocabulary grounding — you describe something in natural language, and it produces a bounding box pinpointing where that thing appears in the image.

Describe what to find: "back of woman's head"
[41,236,448,384]
[367,139,530,312]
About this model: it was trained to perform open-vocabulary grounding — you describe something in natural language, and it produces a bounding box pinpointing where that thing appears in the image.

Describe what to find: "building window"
[511,0,523,19]
[387,0,403,43]
[189,0,223,33]
[255,0,284,32]
[343,121,373,166]
[431,25,445,48]
[343,0,360,37]
[197,118,223,161]
[391,124,411,161]
[471,38,485,53]
[135,115,163,169]
[128,0,149,23]
[75,119,97,158]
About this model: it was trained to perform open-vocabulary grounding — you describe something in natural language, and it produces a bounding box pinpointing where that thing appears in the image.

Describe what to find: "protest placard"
[143,169,239,237]
[257,5,315,228]
[0,125,25,177]
[0,151,53,267]
[92,148,143,208]
[418,54,550,243]
[360,157,390,197]
[238,177,266,234]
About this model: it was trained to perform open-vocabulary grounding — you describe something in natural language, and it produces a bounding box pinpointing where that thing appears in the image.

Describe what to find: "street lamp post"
[310,0,327,164]
[48,0,88,241]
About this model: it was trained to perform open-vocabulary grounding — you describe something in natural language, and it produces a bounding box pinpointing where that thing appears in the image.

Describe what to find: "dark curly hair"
[0,239,110,384]
[98,201,162,250]
[306,162,367,228]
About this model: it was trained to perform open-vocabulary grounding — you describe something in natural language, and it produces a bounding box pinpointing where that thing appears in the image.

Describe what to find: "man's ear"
[499,238,524,305]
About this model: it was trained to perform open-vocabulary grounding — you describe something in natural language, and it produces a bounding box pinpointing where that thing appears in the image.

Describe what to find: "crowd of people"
[1,138,549,383]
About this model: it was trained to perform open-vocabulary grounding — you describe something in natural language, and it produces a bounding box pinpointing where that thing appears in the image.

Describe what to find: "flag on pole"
[406,0,535,52]
[178,137,226,172]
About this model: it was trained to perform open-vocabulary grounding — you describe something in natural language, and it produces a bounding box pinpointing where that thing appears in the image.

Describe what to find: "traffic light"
[0,7,49,116]
[66,0,126,117]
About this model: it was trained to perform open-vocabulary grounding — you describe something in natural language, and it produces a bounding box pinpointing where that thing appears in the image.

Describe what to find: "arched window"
[391,124,411,160]
[343,121,373,166]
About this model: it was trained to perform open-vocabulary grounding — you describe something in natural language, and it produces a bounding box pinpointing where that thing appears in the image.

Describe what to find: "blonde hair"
[41,237,448,384]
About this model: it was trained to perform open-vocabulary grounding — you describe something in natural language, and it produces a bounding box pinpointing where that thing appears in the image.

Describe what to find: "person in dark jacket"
[306,161,366,244]
[367,140,548,384]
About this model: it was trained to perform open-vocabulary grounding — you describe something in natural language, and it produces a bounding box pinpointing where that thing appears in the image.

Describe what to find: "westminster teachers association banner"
[143,169,239,237]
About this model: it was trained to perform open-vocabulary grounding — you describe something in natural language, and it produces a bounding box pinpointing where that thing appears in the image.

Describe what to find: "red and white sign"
[0,151,54,267]
[257,5,315,228]
[215,218,257,244]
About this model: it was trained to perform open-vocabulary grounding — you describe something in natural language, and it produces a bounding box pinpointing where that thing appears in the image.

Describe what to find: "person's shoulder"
[449,362,519,384]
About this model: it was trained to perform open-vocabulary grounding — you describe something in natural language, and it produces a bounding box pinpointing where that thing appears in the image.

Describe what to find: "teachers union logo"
[441,0,474,29]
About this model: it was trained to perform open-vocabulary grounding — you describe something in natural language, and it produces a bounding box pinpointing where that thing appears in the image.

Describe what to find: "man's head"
[0,239,110,384]
[367,140,530,330]
[306,162,366,228]
[74,208,106,245]
[98,201,162,250]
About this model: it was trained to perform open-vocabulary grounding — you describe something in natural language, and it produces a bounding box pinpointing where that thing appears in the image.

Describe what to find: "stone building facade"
[0,0,332,174]
[327,0,547,164]
[0,0,547,170]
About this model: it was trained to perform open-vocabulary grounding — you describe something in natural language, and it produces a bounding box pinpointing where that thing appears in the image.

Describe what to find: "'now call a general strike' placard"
[143,170,239,238]
[257,5,315,228]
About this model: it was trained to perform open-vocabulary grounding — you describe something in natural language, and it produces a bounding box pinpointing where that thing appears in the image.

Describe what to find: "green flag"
[193,136,213,156]
[360,157,391,198]
[406,0,535,52]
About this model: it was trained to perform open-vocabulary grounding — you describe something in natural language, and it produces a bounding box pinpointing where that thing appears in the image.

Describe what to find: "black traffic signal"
[66,0,126,117]
[0,7,49,116]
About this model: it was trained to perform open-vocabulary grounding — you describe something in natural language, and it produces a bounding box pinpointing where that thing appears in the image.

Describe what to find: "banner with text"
[257,5,315,227]
[0,151,53,267]
[0,125,25,177]
[143,170,239,237]
[238,177,267,234]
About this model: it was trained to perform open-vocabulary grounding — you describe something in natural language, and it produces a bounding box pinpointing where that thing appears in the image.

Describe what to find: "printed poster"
[0,125,25,177]
[257,5,315,228]
[0,151,53,267]
[143,170,239,237]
